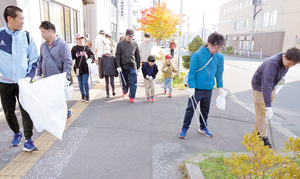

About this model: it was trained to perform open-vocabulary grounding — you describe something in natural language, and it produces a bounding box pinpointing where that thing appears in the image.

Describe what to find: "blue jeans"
[182,89,212,130]
[121,68,137,99]
[164,78,173,93]
[77,74,89,96]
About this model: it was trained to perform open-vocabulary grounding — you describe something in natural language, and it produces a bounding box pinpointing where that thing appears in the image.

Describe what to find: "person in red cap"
[71,33,95,102]
[161,54,177,97]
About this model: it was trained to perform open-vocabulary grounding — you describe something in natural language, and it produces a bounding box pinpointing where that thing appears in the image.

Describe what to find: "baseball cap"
[165,54,172,59]
[125,29,134,36]
[76,33,84,39]
[99,30,105,34]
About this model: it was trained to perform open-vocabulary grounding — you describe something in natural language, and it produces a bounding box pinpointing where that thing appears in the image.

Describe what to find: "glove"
[35,76,42,81]
[163,67,168,72]
[24,77,31,84]
[146,75,150,79]
[188,88,195,98]
[86,59,92,64]
[278,76,286,85]
[117,67,122,73]
[65,78,70,87]
[137,69,140,72]
[266,107,273,119]
[149,76,153,80]
[218,88,227,96]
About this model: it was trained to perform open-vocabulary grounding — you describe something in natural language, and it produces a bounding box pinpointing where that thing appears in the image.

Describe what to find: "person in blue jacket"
[179,32,226,139]
[0,6,39,151]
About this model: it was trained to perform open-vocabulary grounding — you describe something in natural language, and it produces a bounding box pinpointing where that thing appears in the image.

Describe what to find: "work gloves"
[278,76,286,85]
[218,88,227,96]
[188,88,195,98]
[163,67,168,72]
[117,67,122,73]
[146,75,153,80]
[24,77,31,84]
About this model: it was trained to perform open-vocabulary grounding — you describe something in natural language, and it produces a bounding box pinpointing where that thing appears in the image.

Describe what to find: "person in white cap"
[95,30,106,83]
[99,45,117,100]
[71,33,95,102]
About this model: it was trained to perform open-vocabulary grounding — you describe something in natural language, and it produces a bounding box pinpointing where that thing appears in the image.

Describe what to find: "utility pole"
[176,0,183,77]
[211,24,219,32]
[187,16,190,48]
[201,11,205,40]
[248,0,262,57]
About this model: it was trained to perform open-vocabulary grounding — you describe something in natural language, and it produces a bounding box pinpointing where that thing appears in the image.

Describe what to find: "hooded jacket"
[161,61,177,78]
[37,36,72,78]
[188,46,224,90]
[0,25,39,83]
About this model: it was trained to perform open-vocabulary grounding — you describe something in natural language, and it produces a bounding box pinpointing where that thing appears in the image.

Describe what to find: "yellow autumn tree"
[137,2,183,46]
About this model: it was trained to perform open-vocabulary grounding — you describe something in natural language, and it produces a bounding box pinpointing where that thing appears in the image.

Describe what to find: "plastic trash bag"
[18,73,67,140]
[183,73,189,87]
[89,63,98,74]
[216,91,227,110]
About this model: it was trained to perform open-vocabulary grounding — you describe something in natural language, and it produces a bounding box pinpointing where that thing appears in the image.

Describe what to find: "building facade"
[218,0,300,56]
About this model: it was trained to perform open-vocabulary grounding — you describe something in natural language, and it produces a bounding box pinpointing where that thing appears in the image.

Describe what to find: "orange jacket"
[169,42,176,49]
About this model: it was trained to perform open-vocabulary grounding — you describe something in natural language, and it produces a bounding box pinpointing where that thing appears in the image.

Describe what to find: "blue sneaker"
[179,128,188,139]
[23,138,37,152]
[198,127,213,137]
[11,132,23,146]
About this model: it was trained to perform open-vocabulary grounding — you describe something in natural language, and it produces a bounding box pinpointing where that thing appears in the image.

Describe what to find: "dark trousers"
[98,57,101,79]
[170,49,174,58]
[0,82,33,138]
[182,89,212,130]
[121,68,137,99]
[105,75,115,96]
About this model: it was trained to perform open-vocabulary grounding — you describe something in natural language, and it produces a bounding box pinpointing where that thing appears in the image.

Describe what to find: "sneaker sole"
[81,99,85,102]
[178,135,186,139]
[23,147,38,152]
[85,100,90,103]
[198,129,213,138]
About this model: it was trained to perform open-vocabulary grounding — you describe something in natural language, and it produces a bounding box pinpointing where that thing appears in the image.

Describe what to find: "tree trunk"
[156,38,161,46]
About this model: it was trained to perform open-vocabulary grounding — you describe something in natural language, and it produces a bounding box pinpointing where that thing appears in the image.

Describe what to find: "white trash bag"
[88,61,98,75]
[216,91,227,110]
[18,73,67,140]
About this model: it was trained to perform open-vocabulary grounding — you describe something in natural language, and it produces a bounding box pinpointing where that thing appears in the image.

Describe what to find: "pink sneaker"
[169,93,172,98]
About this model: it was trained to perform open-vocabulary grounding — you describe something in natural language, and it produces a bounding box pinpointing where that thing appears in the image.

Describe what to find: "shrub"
[182,55,191,69]
[226,47,233,53]
[188,37,204,53]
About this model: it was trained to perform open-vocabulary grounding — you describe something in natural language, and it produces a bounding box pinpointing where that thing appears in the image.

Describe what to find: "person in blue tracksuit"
[0,6,39,151]
[179,32,226,139]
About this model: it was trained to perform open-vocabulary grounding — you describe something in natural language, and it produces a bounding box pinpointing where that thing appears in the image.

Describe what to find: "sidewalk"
[0,61,292,179]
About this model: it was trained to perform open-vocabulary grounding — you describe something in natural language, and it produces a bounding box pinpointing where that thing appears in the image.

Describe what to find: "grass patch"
[160,72,187,90]
[198,154,236,179]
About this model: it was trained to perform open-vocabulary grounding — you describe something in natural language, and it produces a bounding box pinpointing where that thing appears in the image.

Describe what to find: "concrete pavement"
[0,59,294,178]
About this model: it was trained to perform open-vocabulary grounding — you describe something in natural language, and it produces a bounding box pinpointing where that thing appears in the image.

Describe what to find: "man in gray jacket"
[115,29,140,103]
[36,21,73,118]
[139,32,154,67]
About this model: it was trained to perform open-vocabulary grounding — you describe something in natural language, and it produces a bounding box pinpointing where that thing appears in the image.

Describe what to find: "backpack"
[183,56,213,87]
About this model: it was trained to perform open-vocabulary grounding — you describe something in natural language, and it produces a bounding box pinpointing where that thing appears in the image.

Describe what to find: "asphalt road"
[223,54,300,136]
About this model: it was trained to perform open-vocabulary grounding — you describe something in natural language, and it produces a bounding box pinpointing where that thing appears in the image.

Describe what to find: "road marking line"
[227,92,297,139]
[0,83,104,178]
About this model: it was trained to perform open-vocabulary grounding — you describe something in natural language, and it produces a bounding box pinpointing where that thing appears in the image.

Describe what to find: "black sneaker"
[112,92,116,96]
[261,137,272,148]
[105,95,110,100]
[81,95,85,102]
[85,95,90,102]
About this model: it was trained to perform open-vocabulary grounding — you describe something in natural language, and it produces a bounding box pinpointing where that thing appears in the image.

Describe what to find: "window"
[234,21,239,30]
[64,7,71,42]
[235,4,238,11]
[111,0,117,8]
[239,41,242,49]
[224,9,226,15]
[240,3,242,9]
[228,8,230,13]
[133,11,138,17]
[245,1,248,8]
[42,0,79,43]
[73,10,78,37]
[262,11,270,26]
[41,0,49,21]
[269,10,277,26]
[227,40,229,47]
[231,6,233,12]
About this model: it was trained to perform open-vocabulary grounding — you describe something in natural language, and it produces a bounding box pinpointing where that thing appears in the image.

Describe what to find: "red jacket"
[169,42,176,49]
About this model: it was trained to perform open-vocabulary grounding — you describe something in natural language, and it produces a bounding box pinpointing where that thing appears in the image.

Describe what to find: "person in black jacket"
[71,33,95,102]
[100,45,117,100]
[142,55,158,102]
[115,29,140,103]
